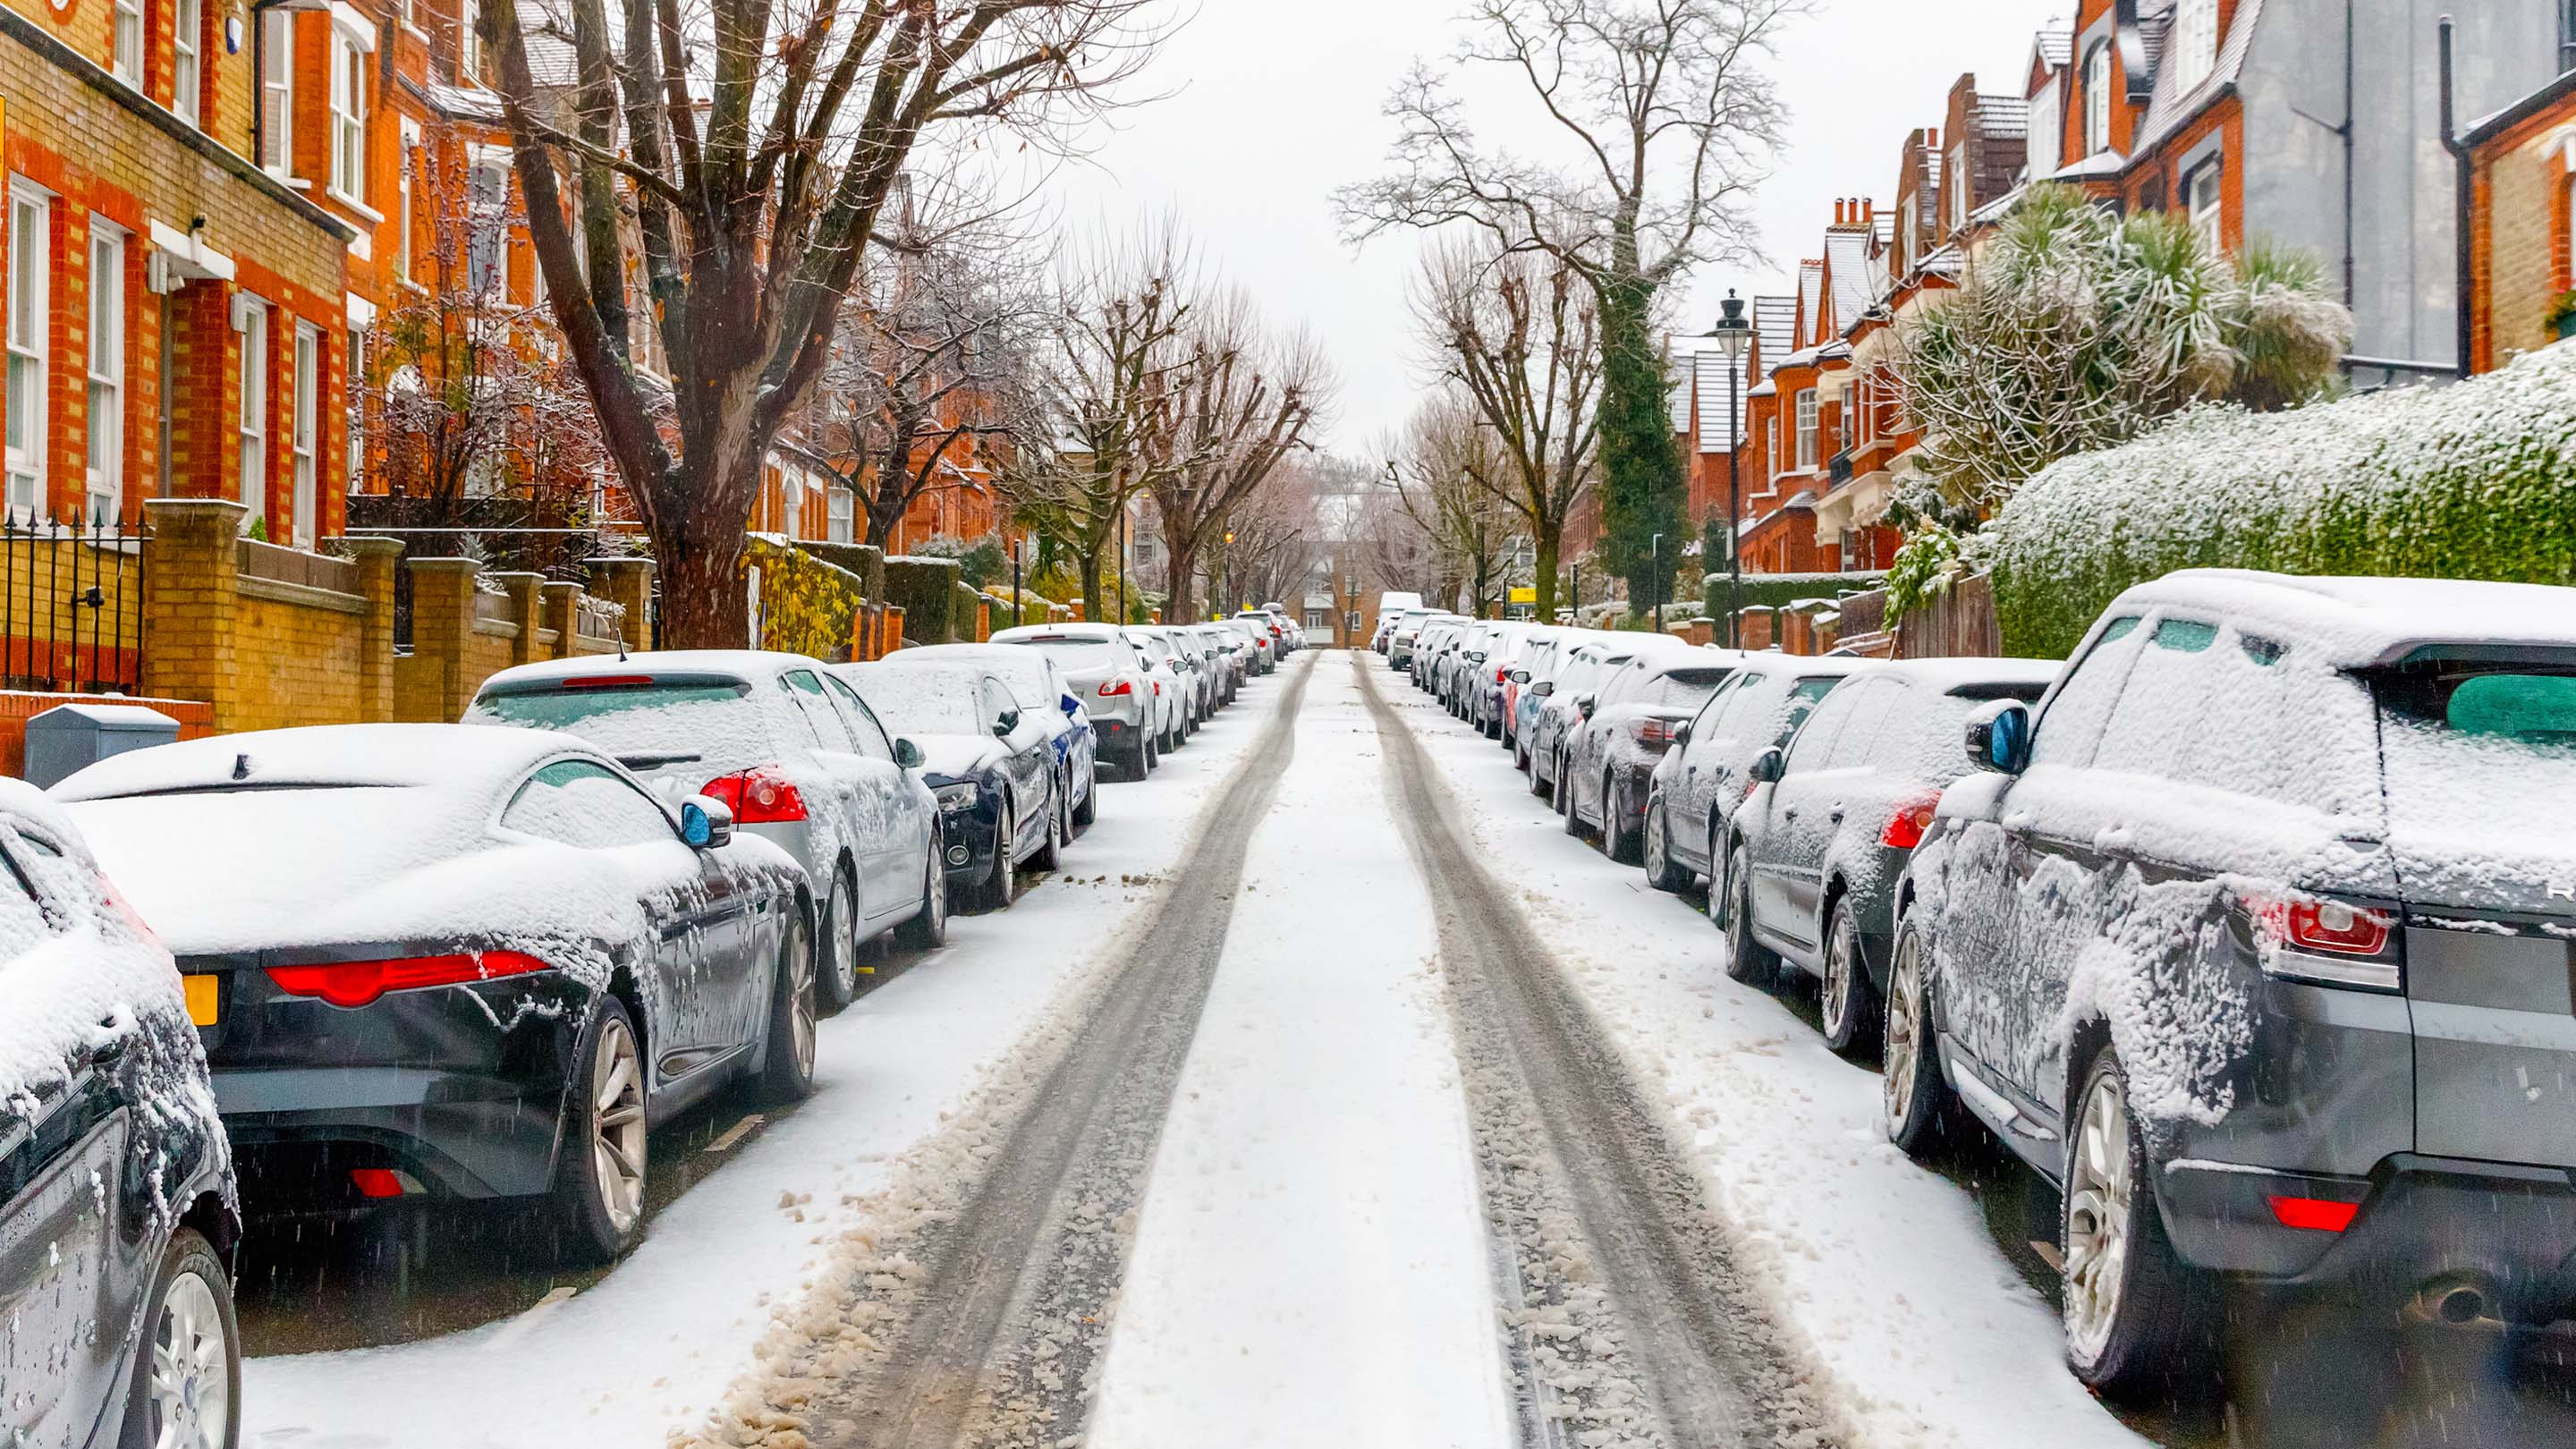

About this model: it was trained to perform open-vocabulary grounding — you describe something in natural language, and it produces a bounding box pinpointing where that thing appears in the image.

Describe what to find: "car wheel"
[980,797,1020,911]
[554,996,648,1263]
[1142,733,1160,774]
[1561,758,1585,835]
[122,1226,239,1449]
[1818,899,1883,1059]
[1032,782,1066,870]
[1644,800,1690,892]
[1521,737,1542,788]
[1602,770,1642,864]
[1723,843,1776,986]
[2063,1049,2209,1398]
[815,866,861,1011]
[1883,920,1953,1159]
[1072,767,1098,826]
[759,904,817,1104]
[896,834,950,949]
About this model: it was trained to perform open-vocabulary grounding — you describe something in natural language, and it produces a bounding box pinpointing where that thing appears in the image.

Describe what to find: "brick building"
[2462,66,2576,374]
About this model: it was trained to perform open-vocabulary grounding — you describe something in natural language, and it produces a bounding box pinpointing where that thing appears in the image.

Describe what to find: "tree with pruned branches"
[483,0,1166,645]
[1387,392,1519,617]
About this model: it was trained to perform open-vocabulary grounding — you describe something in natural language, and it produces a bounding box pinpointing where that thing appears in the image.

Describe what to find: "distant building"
[2462,64,2576,374]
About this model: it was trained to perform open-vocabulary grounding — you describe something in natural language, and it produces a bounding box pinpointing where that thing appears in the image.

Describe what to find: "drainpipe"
[2439,13,2473,378]
[2343,0,2356,309]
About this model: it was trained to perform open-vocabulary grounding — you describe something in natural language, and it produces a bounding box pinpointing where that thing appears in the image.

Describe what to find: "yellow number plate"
[183,975,219,1027]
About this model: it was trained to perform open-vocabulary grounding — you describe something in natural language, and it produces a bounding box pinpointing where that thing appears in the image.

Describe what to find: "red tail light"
[1631,718,1676,746]
[559,674,657,690]
[350,1168,410,1199]
[2267,1195,2360,1233]
[1880,791,1945,850]
[1097,679,1132,698]
[1495,665,1511,683]
[2257,897,2392,956]
[702,767,807,823]
[267,950,553,1009]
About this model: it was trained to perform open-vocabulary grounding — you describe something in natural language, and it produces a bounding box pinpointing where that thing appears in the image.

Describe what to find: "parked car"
[869,642,1100,831]
[1885,572,2576,1397]
[1199,624,1250,700]
[1559,650,1743,863]
[59,724,816,1264]
[841,660,1065,910]
[1504,631,1579,758]
[1140,624,1216,725]
[1720,657,2057,1054]
[0,779,242,1449]
[1386,609,1441,670]
[1645,659,1860,899]
[1468,623,1537,733]
[1529,637,1698,803]
[1122,628,1191,750]
[993,623,1159,776]
[1371,615,1397,654]
[1222,614,1278,674]
[464,650,945,1009]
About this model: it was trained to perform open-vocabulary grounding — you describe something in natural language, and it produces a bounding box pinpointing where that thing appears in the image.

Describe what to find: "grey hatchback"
[1887,572,2576,1399]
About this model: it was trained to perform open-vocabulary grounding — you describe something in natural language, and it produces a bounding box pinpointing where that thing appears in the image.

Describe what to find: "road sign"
[1508,586,1536,605]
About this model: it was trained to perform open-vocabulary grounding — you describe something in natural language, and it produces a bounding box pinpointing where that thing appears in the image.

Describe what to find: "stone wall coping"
[238,575,368,615]
[472,618,521,640]
[406,556,485,576]
[337,536,407,560]
[144,497,250,524]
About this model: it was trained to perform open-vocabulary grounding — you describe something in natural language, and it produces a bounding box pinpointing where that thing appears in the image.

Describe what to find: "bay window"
[6,187,46,523]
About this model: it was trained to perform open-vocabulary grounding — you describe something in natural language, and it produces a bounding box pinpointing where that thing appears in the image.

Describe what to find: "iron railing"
[0,511,146,694]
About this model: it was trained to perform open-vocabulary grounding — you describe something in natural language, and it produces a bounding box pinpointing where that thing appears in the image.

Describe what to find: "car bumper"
[2159,1153,2576,1320]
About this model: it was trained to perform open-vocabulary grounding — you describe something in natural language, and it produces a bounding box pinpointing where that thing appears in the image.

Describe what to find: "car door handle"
[1782,807,1799,820]
[1827,809,1844,824]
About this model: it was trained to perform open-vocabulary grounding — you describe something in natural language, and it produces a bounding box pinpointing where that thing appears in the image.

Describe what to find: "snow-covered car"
[57,724,815,1264]
[1644,659,1858,898]
[1530,637,1696,803]
[1885,572,2576,1398]
[1559,650,1743,864]
[1371,615,1396,654]
[859,642,1099,830]
[1468,623,1538,734]
[1131,625,1213,728]
[1719,657,2056,1055]
[1184,624,1241,707]
[0,779,242,1449]
[841,659,1065,910]
[994,623,1159,777]
[1504,631,1580,757]
[465,650,945,1009]
[1222,614,1277,674]
[1386,608,1441,669]
[1120,627,1191,750]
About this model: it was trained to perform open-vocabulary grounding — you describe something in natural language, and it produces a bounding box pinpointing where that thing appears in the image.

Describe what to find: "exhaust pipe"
[2411,1277,2495,1326]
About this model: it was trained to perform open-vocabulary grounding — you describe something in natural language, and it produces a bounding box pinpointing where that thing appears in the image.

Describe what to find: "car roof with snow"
[479,649,824,693]
[992,623,1121,643]
[1837,656,2064,697]
[2111,570,2576,668]
[51,722,587,801]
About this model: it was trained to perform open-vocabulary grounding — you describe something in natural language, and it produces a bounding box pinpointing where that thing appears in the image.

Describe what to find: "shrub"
[743,534,865,659]
[882,555,963,644]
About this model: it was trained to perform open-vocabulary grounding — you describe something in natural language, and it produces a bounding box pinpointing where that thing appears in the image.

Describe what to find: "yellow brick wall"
[2486,142,2561,367]
[226,591,364,732]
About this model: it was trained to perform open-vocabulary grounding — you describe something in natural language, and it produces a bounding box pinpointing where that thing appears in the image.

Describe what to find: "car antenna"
[232,752,251,781]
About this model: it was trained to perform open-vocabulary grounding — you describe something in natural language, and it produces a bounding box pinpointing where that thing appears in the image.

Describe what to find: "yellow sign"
[1508,587,1536,605]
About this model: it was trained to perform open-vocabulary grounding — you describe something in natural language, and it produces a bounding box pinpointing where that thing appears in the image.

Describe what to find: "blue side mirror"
[1965,701,2033,775]
[1062,692,1080,716]
[678,795,734,849]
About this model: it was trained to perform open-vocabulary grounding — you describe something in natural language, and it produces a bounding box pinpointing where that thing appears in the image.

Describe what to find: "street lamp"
[1705,290,1755,648]
[1649,531,1664,633]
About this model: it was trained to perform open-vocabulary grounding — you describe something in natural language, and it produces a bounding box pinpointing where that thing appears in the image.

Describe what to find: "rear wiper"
[617,751,703,771]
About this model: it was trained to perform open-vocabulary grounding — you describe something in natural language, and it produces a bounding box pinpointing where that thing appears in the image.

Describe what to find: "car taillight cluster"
[267,950,552,1009]
[701,767,808,823]
[1880,792,1945,850]
[2250,893,2402,992]
[2259,897,2392,956]
[1631,718,1677,747]
[1098,679,1133,698]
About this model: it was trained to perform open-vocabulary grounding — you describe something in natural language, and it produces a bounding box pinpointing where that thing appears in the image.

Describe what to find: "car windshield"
[1013,639,1124,669]
[1638,668,1730,710]
[468,681,772,764]
[849,668,992,735]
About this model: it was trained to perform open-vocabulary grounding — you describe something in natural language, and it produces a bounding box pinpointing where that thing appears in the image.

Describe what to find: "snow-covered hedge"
[1989,343,2576,657]
[882,555,964,643]
[1699,570,1885,621]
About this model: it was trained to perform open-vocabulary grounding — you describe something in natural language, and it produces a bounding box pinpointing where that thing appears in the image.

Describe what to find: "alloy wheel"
[1884,931,1927,1134]
[147,1268,230,1449]
[787,920,817,1078]
[2063,1071,2136,1363]
[1822,912,1855,1036]
[823,874,860,1005]
[589,1016,648,1235]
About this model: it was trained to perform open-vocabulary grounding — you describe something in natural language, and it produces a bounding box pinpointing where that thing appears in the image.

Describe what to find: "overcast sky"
[1045,0,2065,457]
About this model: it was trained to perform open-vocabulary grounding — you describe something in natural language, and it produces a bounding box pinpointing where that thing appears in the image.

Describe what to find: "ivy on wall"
[743,534,865,660]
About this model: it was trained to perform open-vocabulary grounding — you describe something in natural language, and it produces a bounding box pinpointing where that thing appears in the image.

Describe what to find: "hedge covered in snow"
[1988,342,2576,657]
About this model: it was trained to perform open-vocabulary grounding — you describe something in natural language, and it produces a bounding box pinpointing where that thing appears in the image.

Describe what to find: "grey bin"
[23,703,181,789]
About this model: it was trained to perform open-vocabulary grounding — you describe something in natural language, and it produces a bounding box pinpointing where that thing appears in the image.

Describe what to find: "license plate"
[183,975,219,1027]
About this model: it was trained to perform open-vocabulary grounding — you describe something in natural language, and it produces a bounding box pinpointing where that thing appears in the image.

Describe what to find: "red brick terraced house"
[2462,62,2576,374]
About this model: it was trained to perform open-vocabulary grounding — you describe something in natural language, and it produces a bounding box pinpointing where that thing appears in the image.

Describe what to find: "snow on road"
[238,671,1296,1449]
[1086,657,1513,1449]
[1379,661,2148,1449]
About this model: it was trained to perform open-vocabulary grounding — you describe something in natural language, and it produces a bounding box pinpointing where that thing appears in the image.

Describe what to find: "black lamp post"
[1705,290,1755,648]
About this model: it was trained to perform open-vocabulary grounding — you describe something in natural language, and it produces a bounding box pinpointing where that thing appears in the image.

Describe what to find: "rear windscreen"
[1015,640,1123,669]
[2376,664,2576,818]
[468,681,770,765]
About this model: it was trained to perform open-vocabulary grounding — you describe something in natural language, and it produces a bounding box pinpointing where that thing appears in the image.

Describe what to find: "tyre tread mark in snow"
[1355,656,1835,1449]
[799,653,1316,1449]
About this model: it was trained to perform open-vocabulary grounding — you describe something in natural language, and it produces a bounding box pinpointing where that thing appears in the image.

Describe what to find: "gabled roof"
[2129,0,2264,160]
[1754,296,1799,360]
[1797,261,1825,344]
[1696,349,1750,453]
[2034,24,2073,71]
[1823,227,1877,335]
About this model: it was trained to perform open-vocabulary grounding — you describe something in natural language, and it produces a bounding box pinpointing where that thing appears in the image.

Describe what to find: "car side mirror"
[1578,693,1597,720]
[894,737,924,769]
[679,795,735,850]
[1509,669,1530,685]
[1673,720,1693,746]
[1061,692,1080,716]
[993,708,1020,738]
[1747,747,1785,785]
[1965,701,2032,775]
[1531,680,1555,698]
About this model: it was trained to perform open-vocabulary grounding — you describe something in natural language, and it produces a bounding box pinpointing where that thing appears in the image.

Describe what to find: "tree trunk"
[647,441,762,649]
[1531,523,1561,616]
[1162,537,1198,625]
[1077,545,1106,623]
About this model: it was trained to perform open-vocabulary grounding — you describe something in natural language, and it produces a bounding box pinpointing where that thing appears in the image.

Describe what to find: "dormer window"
[2083,39,2112,156]
[2171,0,2218,94]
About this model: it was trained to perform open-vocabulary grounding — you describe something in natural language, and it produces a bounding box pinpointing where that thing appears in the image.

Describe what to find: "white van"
[1378,590,1425,615]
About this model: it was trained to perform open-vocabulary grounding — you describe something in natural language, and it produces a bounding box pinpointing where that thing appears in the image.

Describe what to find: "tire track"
[757,652,1315,1449]
[1355,655,1837,1449]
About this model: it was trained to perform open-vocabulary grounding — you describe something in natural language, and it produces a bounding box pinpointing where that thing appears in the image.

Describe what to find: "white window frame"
[2083,40,2112,157]
[2185,157,2224,250]
[236,296,267,531]
[2027,73,2061,178]
[2170,0,2218,96]
[112,0,142,84]
[1948,143,1969,230]
[173,0,203,127]
[397,120,419,283]
[466,148,510,298]
[6,185,47,524]
[827,483,854,543]
[459,0,481,84]
[346,324,366,495]
[292,324,318,544]
[781,468,804,538]
[328,26,369,204]
[1793,388,1818,470]
[262,11,294,175]
[85,224,125,524]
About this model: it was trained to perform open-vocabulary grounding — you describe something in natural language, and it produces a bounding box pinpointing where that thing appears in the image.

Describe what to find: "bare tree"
[1410,237,1599,614]
[1142,288,1331,623]
[1337,0,1801,603]
[484,0,1166,645]
[1214,458,1323,615]
[1388,393,1518,617]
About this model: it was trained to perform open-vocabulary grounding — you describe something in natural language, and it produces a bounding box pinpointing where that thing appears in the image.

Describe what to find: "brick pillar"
[540,582,581,659]
[488,571,545,666]
[342,536,404,723]
[406,558,481,723]
[141,498,246,725]
[975,597,992,642]
[1737,608,1774,650]
[587,556,655,650]
[885,606,905,652]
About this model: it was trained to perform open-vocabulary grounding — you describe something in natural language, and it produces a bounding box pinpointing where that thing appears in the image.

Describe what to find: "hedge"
[950,580,988,642]
[743,534,865,660]
[1699,571,1887,621]
[797,540,886,605]
[882,555,964,643]
[1987,341,2576,657]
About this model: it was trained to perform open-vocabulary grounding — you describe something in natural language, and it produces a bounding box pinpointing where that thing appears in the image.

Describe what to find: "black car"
[1643,657,1860,896]
[59,724,815,1264]
[0,780,242,1449]
[1560,650,1741,862]
[1886,572,2576,1397]
[842,658,1067,910]
[1720,657,2055,1055]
